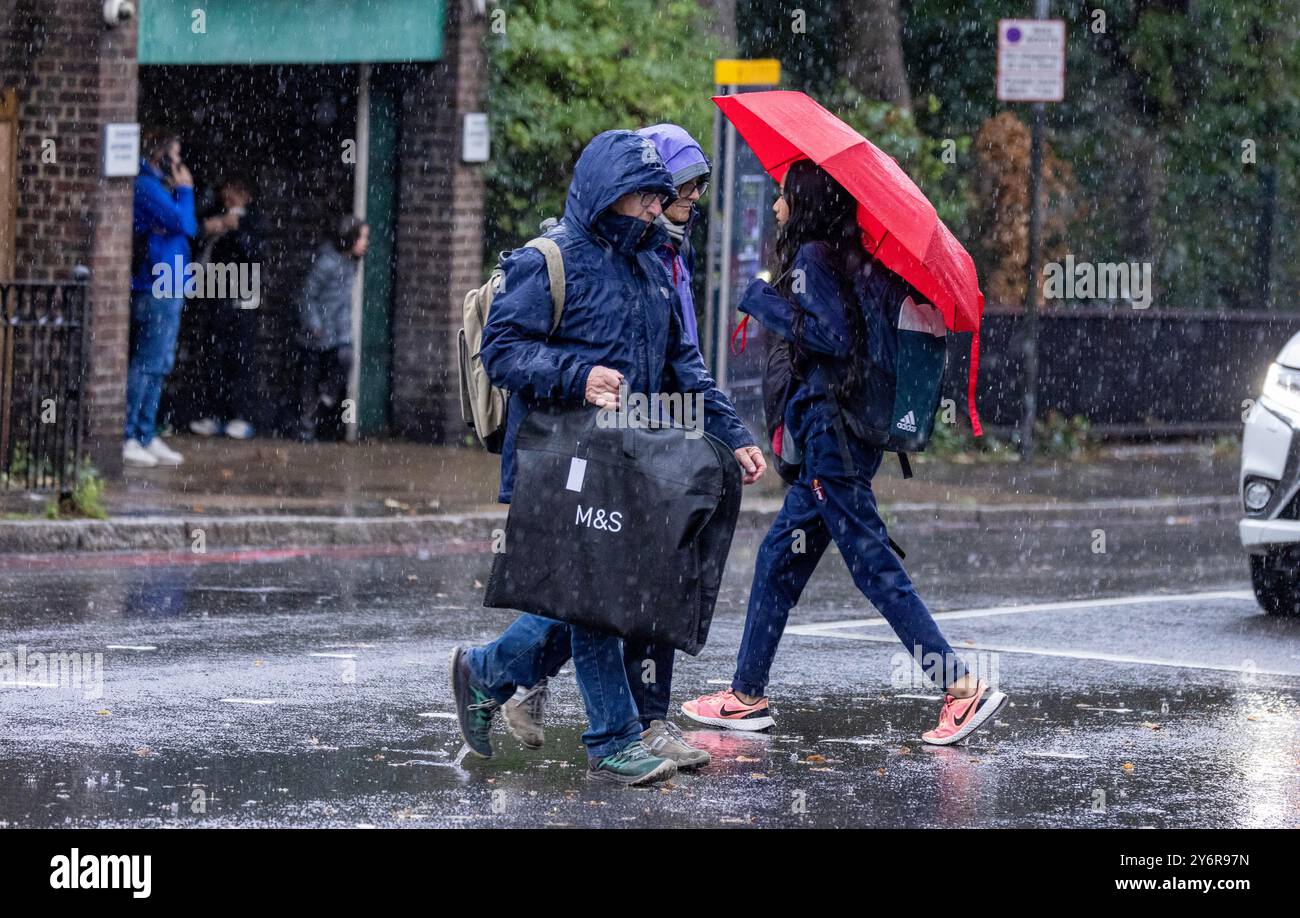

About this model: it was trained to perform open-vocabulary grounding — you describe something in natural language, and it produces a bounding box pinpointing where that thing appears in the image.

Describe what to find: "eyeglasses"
[638,191,672,209]
[678,178,710,199]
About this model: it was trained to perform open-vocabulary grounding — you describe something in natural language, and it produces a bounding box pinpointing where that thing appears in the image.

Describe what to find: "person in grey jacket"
[298,215,367,441]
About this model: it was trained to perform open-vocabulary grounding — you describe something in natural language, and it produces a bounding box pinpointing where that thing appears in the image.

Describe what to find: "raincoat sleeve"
[737,244,850,358]
[663,302,755,451]
[135,178,198,239]
[299,257,327,339]
[479,248,592,404]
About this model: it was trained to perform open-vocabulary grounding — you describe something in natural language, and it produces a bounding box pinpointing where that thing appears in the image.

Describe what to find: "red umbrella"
[714,90,984,435]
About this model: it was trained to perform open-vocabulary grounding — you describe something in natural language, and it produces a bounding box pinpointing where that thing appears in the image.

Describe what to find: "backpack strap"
[897,452,913,479]
[523,237,566,334]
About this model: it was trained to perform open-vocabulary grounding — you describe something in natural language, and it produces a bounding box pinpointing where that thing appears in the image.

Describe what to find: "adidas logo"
[895,411,918,433]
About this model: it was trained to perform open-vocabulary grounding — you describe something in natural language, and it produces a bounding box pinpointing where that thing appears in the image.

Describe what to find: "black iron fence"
[942,308,1300,437]
[0,282,90,493]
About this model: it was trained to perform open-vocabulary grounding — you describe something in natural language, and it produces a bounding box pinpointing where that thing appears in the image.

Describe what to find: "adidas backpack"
[457,236,566,453]
[836,263,948,454]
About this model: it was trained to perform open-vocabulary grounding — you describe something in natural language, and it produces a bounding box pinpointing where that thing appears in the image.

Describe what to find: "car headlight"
[1262,363,1300,418]
[1244,479,1274,512]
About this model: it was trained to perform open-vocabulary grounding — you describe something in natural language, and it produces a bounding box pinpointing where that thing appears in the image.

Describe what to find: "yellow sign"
[714,59,781,86]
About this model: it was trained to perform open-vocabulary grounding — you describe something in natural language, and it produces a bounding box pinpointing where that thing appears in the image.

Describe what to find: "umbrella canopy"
[714,90,984,434]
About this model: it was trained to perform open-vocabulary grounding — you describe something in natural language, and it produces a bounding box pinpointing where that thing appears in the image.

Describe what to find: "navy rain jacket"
[480,129,755,503]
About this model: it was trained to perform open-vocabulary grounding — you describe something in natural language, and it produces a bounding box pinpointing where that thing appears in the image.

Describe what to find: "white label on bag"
[565,457,587,492]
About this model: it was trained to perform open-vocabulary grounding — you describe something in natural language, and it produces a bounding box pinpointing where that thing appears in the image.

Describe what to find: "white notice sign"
[462,113,490,163]
[997,19,1066,102]
[102,122,140,177]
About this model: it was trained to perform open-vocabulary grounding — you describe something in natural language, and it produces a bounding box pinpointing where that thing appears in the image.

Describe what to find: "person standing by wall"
[124,127,198,468]
[297,215,367,442]
[189,176,265,441]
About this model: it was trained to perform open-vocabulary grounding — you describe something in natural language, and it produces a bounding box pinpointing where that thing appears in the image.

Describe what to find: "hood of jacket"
[563,130,677,243]
[635,123,710,187]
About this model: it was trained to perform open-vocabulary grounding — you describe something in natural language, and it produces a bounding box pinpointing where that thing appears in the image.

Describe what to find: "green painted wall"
[138,0,444,64]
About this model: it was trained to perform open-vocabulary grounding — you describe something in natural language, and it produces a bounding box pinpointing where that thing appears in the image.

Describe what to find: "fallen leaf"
[1139,722,1162,731]
[1122,762,1135,772]
[95,710,111,716]
[750,773,768,780]
[805,754,827,764]
[898,746,912,755]
[735,755,760,762]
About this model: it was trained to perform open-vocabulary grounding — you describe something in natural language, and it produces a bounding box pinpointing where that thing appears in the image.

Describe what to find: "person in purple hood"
[635,123,710,347]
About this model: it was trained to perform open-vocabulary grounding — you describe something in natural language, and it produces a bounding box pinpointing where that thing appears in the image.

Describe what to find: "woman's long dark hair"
[774,160,869,400]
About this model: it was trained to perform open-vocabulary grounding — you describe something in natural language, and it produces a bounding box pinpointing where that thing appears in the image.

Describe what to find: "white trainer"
[144,437,183,466]
[123,438,159,468]
[189,417,221,436]
[224,419,254,440]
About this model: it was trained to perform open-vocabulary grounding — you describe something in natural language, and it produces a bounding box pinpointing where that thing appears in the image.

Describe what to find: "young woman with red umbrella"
[681,160,1007,745]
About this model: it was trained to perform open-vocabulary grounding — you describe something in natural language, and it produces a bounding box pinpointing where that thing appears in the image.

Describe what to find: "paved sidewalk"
[0,435,1241,553]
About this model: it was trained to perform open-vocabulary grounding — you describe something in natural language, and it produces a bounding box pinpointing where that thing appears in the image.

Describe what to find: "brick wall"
[389,0,487,442]
[2,0,138,475]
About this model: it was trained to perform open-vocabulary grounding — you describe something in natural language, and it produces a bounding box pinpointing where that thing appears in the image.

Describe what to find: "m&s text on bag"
[575,505,623,532]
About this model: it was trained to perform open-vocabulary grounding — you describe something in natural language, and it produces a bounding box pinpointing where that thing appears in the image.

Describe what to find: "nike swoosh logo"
[952,697,980,728]
[719,705,759,717]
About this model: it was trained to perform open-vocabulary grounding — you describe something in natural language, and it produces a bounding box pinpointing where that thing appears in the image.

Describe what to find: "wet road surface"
[0,512,1296,827]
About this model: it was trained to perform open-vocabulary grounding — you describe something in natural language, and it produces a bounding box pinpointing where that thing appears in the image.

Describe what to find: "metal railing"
[0,281,90,493]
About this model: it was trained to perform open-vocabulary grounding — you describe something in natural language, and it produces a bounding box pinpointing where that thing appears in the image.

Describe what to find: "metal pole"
[347,63,370,443]
[713,84,738,389]
[704,90,724,368]
[1018,0,1049,461]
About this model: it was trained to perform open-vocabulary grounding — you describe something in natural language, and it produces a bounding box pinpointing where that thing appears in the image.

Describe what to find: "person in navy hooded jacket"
[471,124,724,772]
[449,130,765,786]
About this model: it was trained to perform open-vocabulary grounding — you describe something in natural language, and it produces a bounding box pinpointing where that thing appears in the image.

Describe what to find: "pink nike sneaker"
[922,680,1008,746]
[681,688,775,731]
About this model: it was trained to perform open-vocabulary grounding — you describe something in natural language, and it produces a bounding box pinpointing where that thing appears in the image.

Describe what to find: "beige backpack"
[457,237,566,452]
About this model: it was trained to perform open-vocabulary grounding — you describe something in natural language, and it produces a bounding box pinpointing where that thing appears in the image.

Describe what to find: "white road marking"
[417,712,456,719]
[0,680,59,689]
[309,652,356,659]
[787,630,1300,677]
[219,698,279,705]
[786,589,1255,636]
[106,645,157,651]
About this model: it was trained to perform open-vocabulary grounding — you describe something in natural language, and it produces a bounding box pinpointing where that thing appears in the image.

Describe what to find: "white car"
[1240,332,1300,615]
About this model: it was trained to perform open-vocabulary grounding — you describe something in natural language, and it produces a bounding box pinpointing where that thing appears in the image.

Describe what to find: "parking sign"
[997,19,1066,102]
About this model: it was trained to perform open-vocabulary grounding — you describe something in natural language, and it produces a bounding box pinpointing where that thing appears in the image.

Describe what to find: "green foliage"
[485,0,721,261]
[904,0,1300,310]
[1033,410,1091,459]
[44,466,108,520]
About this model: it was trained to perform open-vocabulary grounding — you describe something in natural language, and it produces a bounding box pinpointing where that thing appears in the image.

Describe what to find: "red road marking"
[0,540,493,572]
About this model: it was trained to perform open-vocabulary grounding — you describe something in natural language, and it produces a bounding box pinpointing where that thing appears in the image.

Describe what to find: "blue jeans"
[733,425,968,697]
[124,291,183,443]
[466,613,643,760]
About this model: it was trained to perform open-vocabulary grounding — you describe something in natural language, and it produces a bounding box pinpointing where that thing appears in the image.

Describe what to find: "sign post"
[998,7,1064,459]
[704,59,779,423]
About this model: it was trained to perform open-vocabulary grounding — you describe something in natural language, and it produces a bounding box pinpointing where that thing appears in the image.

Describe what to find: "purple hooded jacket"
[636,124,710,347]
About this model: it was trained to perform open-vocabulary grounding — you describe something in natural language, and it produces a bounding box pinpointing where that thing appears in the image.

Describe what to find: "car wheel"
[1249,554,1300,616]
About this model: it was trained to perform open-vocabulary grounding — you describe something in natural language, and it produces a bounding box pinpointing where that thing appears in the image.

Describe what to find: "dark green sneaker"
[449,646,499,758]
[586,740,678,786]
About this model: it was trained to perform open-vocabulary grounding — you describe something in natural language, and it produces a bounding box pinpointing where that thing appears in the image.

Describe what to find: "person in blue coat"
[470,125,725,772]
[450,130,765,786]
[124,127,197,469]
[680,160,1009,746]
